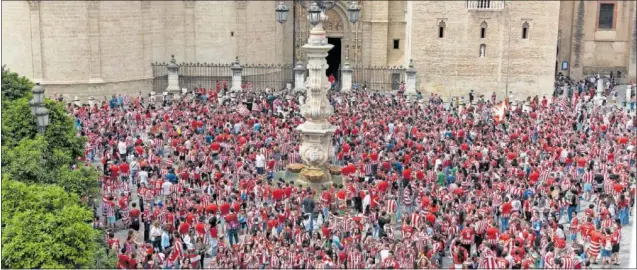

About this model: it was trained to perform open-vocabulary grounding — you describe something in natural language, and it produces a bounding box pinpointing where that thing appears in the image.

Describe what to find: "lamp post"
[30,83,50,135]
[275,1,361,187]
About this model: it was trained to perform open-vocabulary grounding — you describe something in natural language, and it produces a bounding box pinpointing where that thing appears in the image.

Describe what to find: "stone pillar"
[296,6,337,187]
[27,1,44,82]
[230,57,243,92]
[293,60,306,93]
[166,55,181,98]
[340,59,353,93]
[594,78,606,106]
[87,1,104,83]
[73,96,81,107]
[88,96,96,107]
[629,4,636,82]
[405,59,417,96]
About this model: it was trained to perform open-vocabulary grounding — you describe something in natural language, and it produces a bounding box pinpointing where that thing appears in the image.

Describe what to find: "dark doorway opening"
[326,37,341,81]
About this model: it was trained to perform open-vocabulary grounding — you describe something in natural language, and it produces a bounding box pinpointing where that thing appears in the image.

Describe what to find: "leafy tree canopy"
[1,65,34,102]
[1,98,85,158]
[1,180,98,269]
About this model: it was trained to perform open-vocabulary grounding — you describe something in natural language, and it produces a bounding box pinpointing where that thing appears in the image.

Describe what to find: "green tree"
[57,164,101,198]
[1,65,34,103]
[2,136,52,183]
[1,180,98,269]
[1,98,85,157]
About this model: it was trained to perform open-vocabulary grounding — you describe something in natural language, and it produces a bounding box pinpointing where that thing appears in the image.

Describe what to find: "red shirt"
[119,162,130,174]
[195,223,206,235]
[225,213,238,224]
[206,204,218,214]
[130,208,141,218]
[178,222,190,235]
[486,227,498,240]
[272,188,284,201]
[220,203,231,215]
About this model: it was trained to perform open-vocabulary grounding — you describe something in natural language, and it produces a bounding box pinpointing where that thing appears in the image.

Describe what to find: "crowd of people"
[68,79,635,269]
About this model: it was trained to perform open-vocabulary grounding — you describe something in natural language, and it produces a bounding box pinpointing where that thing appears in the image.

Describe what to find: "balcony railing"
[467,0,505,11]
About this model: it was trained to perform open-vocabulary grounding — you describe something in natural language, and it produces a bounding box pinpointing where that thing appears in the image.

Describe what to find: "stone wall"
[411,1,559,100]
[1,1,288,98]
[559,1,637,81]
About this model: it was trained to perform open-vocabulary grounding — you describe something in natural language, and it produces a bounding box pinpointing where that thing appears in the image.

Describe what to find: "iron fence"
[151,62,233,93]
[242,64,294,91]
[151,62,294,93]
[348,66,406,92]
[151,62,405,93]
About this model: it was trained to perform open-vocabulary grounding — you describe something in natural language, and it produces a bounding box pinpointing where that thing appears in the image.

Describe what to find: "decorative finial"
[170,55,176,64]
[409,59,414,68]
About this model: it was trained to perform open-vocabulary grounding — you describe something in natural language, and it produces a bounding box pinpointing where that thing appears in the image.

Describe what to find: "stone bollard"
[88,96,96,107]
[293,60,306,93]
[73,96,81,107]
[166,55,181,99]
[340,59,353,93]
[405,59,418,96]
[230,57,243,92]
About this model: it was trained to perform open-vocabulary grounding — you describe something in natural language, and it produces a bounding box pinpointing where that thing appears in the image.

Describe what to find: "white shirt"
[138,170,149,186]
[256,154,266,168]
[118,141,127,155]
[162,181,173,196]
[150,226,162,240]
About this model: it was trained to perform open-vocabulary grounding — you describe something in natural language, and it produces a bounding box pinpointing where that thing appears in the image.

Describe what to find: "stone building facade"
[557,0,636,82]
[3,0,561,99]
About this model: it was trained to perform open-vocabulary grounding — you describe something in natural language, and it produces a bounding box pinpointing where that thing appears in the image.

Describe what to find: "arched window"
[522,21,530,39]
[480,21,488,39]
[438,20,446,38]
[479,44,486,57]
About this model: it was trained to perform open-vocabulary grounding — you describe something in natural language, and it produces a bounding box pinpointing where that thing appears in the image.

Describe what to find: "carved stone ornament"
[302,144,328,167]
[324,18,343,32]
[184,0,195,8]
[27,0,40,11]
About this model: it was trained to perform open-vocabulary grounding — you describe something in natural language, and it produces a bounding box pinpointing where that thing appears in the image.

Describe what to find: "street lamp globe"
[35,106,50,131]
[347,1,361,24]
[32,82,45,104]
[307,2,322,26]
[29,98,37,115]
[275,1,289,24]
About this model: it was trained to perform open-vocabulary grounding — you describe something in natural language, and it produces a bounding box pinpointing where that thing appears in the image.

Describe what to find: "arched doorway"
[293,2,353,71]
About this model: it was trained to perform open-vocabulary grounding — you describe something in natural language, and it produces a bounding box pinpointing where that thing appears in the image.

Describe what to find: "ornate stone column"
[27,1,44,82]
[297,7,337,187]
[340,58,353,92]
[230,57,243,92]
[293,60,306,93]
[405,59,417,96]
[166,55,181,98]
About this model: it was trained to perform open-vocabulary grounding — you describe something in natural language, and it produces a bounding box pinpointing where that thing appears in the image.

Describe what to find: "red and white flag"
[237,104,250,116]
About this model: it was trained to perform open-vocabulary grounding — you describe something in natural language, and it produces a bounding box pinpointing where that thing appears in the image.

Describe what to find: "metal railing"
[348,66,406,92]
[151,62,234,92]
[467,0,505,11]
[242,64,294,91]
[152,62,406,92]
[151,62,294,92]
